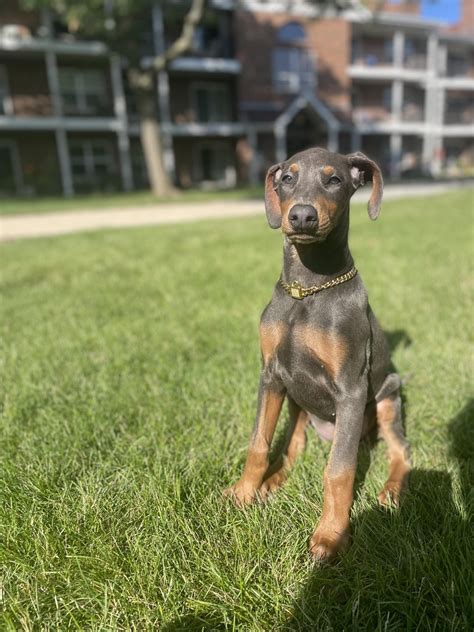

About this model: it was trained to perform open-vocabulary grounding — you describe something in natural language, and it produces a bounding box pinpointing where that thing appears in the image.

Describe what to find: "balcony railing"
[351,52,393,67]
[444,107,474,125]
[402,102,424,122]
[446,58,474,78]
[403,54,427,70]
[353,107,391,123]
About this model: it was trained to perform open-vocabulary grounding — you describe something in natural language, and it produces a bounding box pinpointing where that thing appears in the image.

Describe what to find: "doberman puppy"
[224,148,411,561]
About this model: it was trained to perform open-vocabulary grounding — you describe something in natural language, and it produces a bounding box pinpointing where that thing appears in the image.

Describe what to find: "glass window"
[273,47,315,94]
[277,22,306,44]
[59,68,108,115]
[0,144,16,193]
[69,140,114,183]
[193,83,232,122]
[197,142,236,186]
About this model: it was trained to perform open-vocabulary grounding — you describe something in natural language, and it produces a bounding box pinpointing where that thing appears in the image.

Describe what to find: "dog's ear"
[264,163,283,228]
[346,152,384,220]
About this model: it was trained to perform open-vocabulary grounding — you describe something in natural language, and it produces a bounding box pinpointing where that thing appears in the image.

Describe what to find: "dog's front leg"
[224,376,285,507]
[310,385,367,561]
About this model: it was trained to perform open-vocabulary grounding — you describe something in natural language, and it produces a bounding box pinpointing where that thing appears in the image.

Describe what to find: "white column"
[391,80,403,123]
[390,133,402,178]
[390,31,405,180]
[393,30,405,68]
[422,33,439,171]
[246,128,259,185]
[45,50,74,197]
[275,124,287,164]
[152,2,175,177]
[351,130,361,153]
[110,54,134,191]
[431,86,445,176]
[328,125,338,152]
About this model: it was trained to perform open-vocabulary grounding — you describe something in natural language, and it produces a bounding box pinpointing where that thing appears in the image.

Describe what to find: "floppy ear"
[264,163,283,229]
[346,152,384,220]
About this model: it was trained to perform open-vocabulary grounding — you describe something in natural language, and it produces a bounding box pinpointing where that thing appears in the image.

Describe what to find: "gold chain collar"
[280,266,357,300]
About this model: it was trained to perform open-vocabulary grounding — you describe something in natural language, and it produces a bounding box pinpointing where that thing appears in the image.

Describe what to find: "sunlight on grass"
[1,191,473,629]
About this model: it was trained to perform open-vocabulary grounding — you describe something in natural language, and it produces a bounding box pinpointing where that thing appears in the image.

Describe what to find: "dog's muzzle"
[288,204,318,233]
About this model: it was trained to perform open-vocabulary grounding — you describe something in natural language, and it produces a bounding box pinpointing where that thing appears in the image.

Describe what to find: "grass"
[0,186,261,216]
[1,190,473,630]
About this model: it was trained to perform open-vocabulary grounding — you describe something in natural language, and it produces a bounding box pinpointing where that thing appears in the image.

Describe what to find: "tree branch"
[152,0,206,73]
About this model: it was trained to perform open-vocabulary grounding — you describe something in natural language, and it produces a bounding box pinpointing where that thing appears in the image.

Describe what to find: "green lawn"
[0,186,261,216]
[1,190,473,630]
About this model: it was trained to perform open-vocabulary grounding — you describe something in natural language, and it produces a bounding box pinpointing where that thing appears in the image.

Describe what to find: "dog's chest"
[275,314,347,382]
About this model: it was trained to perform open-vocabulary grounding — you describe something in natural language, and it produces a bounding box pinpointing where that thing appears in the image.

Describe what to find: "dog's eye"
[282,174,294,184]
[328,176,341,185]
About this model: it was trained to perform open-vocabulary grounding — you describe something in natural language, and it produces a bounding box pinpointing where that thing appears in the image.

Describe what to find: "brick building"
[0,0,473,197]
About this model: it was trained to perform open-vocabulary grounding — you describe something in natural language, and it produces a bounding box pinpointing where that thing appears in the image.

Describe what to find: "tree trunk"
[135,87,173,197]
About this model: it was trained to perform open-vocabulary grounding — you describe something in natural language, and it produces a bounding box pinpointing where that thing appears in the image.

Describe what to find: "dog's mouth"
[286,233,321,244]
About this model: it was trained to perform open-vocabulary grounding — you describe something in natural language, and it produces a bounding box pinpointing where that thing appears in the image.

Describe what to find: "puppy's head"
[265,148,383,244]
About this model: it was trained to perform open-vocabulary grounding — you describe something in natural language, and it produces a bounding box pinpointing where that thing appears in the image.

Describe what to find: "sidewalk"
[1,180,472,243]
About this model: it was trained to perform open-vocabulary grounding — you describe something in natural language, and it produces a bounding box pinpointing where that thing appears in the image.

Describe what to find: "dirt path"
[1,181,471,243]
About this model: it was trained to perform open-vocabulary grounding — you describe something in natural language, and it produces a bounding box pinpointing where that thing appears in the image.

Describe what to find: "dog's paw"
[222,481,258,507]
[377,479,405,508]
[309,528,350,563]
[259,470,287,500]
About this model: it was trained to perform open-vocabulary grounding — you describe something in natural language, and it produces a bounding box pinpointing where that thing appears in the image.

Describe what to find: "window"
[0,141,22,194]
[272,23,315,94]
[192,83,232,122]
[0,66,13,115]
[69,140,115,186]
[59,68,109,115]
[383,86,392,110]
[273,47,315,94]
[447,53,469,77]
[277,22,306,44]
[195,141,236,187]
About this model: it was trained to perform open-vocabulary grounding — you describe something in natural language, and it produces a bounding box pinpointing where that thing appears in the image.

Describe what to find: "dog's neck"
[282,212,354,286]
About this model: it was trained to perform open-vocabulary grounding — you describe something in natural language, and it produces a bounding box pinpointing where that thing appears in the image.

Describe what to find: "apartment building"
[236,0,474,180]
[0,0,472,197]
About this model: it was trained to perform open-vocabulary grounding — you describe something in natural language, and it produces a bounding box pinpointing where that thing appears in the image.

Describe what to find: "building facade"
[0,0,473,197]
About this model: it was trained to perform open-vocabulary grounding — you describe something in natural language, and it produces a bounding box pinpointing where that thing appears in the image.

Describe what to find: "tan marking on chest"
[293,324,348,379]
[260,322,286,364]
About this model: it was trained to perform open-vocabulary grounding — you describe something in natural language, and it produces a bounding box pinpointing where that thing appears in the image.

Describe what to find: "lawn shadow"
[354,328,412,498]
[283,397,474,630]
[161,613,227,631]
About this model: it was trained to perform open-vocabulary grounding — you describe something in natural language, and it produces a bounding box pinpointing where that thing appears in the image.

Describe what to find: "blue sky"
[420,0,461,24]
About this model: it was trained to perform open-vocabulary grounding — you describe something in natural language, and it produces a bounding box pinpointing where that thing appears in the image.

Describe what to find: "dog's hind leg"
[376,374,411,506]
[259,397,308,499]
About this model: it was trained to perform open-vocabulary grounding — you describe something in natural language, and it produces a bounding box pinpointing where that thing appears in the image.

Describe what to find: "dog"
[224,148,411,561]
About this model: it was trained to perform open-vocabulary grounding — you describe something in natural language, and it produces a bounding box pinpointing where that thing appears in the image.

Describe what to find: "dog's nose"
[288,204,318,231]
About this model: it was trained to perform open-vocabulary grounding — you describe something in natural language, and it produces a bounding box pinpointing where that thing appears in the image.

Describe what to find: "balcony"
[350,34,429,81]
[402,101,424,122]
[402,87,425,122]
[446,53,474,78]
[444,103,474,126]
[352,83,392,126]
[164,9,238,74]
[353,107,391,124]
[403,38,427,71]
[168,57,240,74]
[351,36,393,68]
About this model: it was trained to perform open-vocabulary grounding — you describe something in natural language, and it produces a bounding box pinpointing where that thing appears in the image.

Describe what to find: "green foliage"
[20,0,154,65]
[1,191,473,629]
